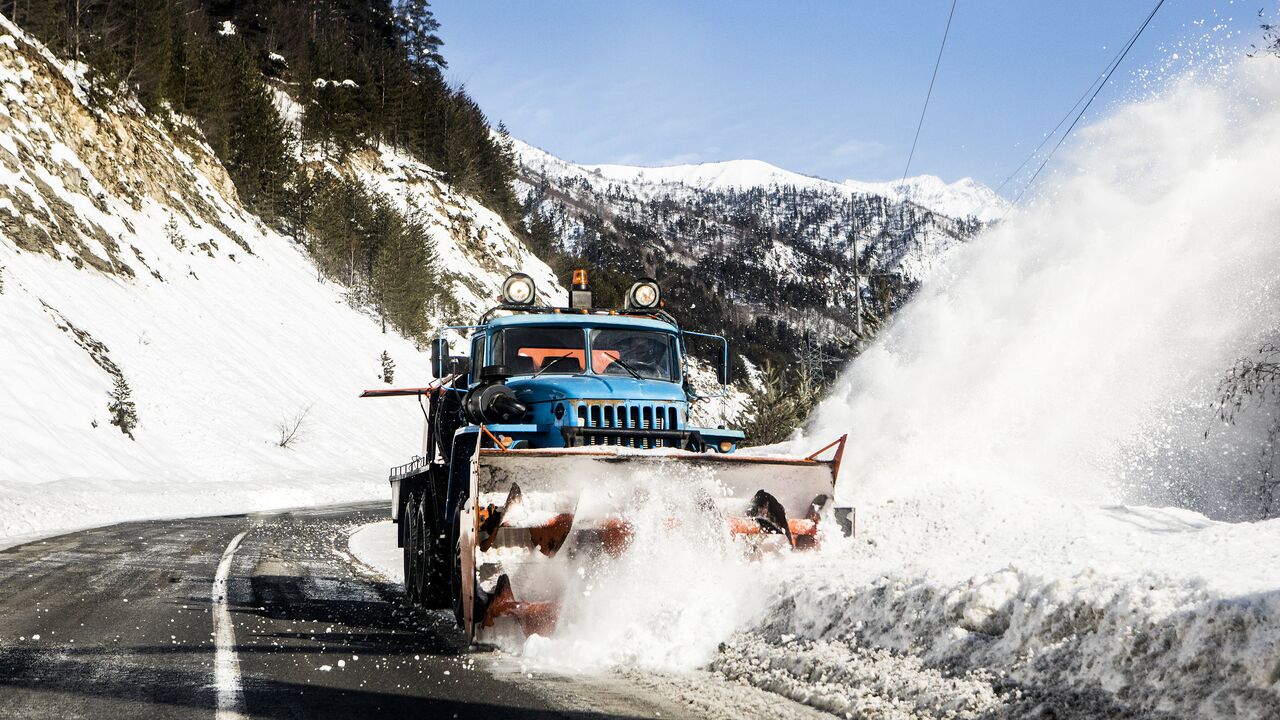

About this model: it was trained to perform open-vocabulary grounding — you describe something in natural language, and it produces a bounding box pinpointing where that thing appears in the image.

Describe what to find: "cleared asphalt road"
[0,502,819,720]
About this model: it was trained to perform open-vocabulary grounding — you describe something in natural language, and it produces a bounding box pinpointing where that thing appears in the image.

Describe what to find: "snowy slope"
[843,175,1007,224]
[0,16,559,543]
[519,140,1009,222]
[272,92,564,317]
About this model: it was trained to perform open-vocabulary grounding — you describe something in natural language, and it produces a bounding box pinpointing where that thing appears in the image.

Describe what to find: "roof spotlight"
[626,278,661,310]
[501,273,536,306]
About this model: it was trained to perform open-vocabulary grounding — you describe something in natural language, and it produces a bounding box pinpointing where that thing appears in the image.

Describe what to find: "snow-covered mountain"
[581,157,1008,223]
[515,138,1000,369]
[0,15,559,541]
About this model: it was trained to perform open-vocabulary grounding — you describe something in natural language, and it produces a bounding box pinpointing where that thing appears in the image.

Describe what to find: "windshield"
[590,329,678,382]
[492,327,586,375]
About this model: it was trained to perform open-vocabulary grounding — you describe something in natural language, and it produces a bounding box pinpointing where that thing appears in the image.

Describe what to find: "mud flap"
[460,438,480,641]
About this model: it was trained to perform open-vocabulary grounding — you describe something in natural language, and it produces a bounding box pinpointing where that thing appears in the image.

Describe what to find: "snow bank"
[725,57,1280,717]
[347,521,402,583]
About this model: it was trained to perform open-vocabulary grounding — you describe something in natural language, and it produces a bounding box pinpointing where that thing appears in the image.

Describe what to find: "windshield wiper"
[605,352,645,380]
[531,352,577,379]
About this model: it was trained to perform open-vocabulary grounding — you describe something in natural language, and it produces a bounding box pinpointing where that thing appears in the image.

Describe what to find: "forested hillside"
[516,141,1000,382]
[3,0,523,340]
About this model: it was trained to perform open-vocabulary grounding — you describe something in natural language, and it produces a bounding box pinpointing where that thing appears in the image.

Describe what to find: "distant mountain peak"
[513,139,1009,222]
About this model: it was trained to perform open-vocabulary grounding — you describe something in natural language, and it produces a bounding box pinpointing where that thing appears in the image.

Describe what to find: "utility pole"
[798,332,839,387]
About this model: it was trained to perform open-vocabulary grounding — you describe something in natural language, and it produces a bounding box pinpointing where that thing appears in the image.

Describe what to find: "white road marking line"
[213,530,249,720]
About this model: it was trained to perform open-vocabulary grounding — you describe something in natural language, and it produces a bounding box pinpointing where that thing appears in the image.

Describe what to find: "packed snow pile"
[0,16,556,544]
[729,56,1280,718]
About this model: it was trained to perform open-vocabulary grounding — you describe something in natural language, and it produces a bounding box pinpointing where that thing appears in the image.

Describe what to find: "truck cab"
[447,311,743,455]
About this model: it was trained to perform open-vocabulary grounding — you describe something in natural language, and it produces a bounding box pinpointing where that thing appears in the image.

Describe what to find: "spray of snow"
[804,63,1280,511]
[498,464,774,671]
[727,56,1280,717]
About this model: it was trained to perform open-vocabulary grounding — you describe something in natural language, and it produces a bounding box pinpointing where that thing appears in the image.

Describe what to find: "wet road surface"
[0,502,814,719]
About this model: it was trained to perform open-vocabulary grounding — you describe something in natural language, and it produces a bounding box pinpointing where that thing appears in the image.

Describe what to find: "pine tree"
[739,361,830,446]
[107,374,138,440]
[224,54,295,215]
[380,351,395,384]
[370,196,438,340]
[400,0,447,72]
[741,361,800,446]
[165,215,185,250]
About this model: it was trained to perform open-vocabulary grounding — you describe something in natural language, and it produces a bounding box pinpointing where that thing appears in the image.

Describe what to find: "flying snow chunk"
[217,20,236,36]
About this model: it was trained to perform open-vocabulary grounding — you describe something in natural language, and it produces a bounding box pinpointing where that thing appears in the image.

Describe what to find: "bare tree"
[276,407,311,449]
[1213,342,1280,517]
[1214,343,1280,425]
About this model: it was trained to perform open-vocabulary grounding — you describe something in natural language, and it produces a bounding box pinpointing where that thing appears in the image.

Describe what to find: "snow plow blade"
[459,437,847,640]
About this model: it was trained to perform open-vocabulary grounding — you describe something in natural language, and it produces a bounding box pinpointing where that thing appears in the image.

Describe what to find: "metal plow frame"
[459,437,847,640]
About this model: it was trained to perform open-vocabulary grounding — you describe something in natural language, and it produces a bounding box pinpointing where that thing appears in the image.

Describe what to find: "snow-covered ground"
[348,520,401,582]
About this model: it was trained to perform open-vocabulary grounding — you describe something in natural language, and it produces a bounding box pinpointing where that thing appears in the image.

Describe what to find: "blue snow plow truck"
[362,269,850,641]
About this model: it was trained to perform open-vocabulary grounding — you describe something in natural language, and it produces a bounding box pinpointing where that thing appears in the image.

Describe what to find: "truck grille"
[576,403,680,449]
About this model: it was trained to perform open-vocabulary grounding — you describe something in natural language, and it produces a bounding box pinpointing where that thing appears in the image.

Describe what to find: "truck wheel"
[403,492,421,604]
[422,509,452,609]
[412,495,433,605]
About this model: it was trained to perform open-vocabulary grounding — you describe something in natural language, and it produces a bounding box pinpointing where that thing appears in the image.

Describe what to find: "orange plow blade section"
[461,440,846,642]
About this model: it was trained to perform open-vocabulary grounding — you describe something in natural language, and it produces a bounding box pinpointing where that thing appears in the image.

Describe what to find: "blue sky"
[431,1,1264,194]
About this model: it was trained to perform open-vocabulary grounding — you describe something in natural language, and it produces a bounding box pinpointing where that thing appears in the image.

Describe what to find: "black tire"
[412,495,431,603]
[421,504,452,609]
[403,493,421,605]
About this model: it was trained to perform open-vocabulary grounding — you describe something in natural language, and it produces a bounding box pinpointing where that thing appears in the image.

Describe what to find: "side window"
[471,335,487,368]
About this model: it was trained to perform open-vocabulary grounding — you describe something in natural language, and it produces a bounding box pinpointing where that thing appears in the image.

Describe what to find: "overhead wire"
[1012,0,1167,203]
[993,71,1109,194]
[900,0,959,190]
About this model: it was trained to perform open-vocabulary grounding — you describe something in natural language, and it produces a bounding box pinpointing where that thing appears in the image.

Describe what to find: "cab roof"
[485,311,678,333]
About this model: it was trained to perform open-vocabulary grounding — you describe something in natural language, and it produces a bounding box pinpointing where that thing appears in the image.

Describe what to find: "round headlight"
[626,279,661,309]
[501,273,535,305]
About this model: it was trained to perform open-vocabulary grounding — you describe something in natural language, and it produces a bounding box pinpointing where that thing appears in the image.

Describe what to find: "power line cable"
[994,13,1153,195]
[994,73,1107,194]
[1014,0,1166,203]
[901,0,959,190]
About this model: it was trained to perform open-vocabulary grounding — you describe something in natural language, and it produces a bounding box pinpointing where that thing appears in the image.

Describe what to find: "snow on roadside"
[715,488,1280,718]
[347,521,402,584]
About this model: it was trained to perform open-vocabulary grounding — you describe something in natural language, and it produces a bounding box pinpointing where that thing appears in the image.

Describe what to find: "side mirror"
[717,356,732,385]
[430,338,448,378]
